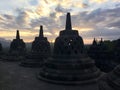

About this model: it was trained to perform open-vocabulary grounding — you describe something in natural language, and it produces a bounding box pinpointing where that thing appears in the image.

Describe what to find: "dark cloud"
[3,14,14,20]
[115,3,120,7]
[0,8,31,29]
[82,3,89,8]
[107,21,120,28]
[44,0,49,4]
[30,16,60,33]
[55,4,72,13]
[73,7,120,28]
[82,28,120,37]
[0,15,5,21]
[15,9,29,27]
[49,12,56,18]
[29,0,38,6]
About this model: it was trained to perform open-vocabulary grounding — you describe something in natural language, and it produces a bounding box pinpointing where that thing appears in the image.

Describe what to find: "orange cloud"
[73,27,93,32]
[91,0,108,3]
[44,32,52,36]
[83,38,93,44]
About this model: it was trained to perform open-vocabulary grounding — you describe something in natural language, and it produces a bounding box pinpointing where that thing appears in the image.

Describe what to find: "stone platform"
[0,61,100,90]
[20,53,44,68]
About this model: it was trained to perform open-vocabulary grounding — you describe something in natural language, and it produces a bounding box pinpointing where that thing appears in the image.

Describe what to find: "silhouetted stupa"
[97,38,114,72]
[88,38,98,60]
[89,38,115,72]
[0,42,2,52]
[0,42,3,59]
[113,39,120,63]
[38,13,102,85]
[3,30,26,61]
[21,25,51,67]
[9,30,26,54]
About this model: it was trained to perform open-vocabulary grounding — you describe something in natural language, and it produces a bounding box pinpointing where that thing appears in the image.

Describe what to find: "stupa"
[4,30,26,61]
[9,30,26,54]
[99,65,120,90]
[113,39,120,63]
[0,42,2,52]
[38,13,102,85]
[0,42,3,59]
[88,38,98,60]
[96,39,114,72]
[21,25,51,67]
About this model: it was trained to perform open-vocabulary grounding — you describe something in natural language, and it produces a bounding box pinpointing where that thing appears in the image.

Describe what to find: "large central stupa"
[38,13,102,85]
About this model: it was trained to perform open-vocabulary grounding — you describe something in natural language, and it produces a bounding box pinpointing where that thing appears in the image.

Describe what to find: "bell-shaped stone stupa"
[21,25,51,67]
[3,30,26,61]
[38,13,102,85]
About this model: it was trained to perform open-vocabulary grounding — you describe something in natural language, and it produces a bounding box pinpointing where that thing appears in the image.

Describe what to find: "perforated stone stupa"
[3,30,26,61]
[21,25,51,67]
[38,13,102,85]
[9,30,26,55]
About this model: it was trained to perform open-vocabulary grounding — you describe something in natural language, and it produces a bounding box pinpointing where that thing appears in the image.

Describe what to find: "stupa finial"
[93,38,97,45]
[16,30,20,39]
[65,12,72,30]
[101,38,103,41]
[39,25,44,37]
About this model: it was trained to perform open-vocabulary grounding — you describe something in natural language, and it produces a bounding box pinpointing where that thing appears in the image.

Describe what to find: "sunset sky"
[0,0,120,44]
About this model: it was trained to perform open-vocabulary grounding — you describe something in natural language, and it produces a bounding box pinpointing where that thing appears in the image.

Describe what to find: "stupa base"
[37,56,103,85]
[99,66,120,90]
[38,73,102,85]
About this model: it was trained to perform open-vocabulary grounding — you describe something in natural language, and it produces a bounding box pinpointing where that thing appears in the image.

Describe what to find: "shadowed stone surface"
[99,65,120,90]
[38,13,102,85]
[0,61,99,90]
[21,26,51,67]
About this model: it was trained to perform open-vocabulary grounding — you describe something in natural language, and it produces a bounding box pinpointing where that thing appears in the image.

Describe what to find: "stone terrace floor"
[0,60,99,90]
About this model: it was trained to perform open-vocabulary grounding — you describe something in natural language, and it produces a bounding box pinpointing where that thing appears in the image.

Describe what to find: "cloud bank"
[0,0,120,44]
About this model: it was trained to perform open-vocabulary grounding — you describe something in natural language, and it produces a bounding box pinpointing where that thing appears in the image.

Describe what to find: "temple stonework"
[88,38,98,60]
[88,38,115,72]
[21,25,51,67]
[31,26,50,55]
[38,13,102,85]
[99,65,120,90]
[0,42,2,52]
[9,30,26,54]
[113,39,120,63]
[0,42,3,59]
[3,30,26,61]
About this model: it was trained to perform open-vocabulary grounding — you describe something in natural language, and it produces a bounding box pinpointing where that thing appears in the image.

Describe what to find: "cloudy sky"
[0,0,120,44]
